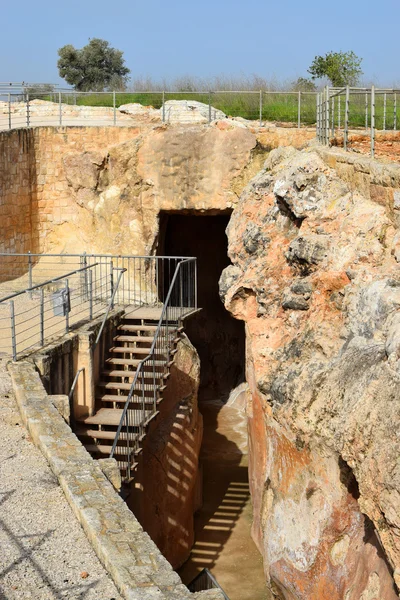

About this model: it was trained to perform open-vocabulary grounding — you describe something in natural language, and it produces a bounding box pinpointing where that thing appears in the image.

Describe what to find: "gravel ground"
[0,359,122,600]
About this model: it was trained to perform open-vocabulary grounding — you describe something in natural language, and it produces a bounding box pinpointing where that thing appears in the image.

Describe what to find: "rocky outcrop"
[220,148,400,599]
[162,100,226,124]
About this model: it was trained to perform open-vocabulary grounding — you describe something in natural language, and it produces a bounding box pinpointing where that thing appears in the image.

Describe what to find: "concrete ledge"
[8,360,224,600]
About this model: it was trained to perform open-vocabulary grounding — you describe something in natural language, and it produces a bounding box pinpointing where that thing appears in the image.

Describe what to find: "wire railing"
[109,258,197,482]
[316,85,400,157]
[0,90,318,130]
[0,253,194,360]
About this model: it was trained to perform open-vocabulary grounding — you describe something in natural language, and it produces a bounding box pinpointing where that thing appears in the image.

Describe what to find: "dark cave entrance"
[157,212,245,401]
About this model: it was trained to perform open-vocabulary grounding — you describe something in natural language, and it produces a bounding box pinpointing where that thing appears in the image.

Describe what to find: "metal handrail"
[0,263,98,303]
[109,258,196,478]
[93,267,126,348]
[187,569,230,599]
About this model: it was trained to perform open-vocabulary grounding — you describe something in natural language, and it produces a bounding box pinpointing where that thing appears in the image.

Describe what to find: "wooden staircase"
[76,312,181,479]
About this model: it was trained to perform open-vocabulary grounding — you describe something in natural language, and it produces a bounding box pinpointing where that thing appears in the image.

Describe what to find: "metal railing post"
[28,251,33,299]
[338,94,341,130]
[365,91,368,132]
[208,91,211,124]
[26,94,30,127]
[8,93,11,130]
[162,90,165,123]
[383,92,387,131]
[371,85,375,158]
[298,91,301,129]
[88,270,93,320]
[110,260,114,308]
[10,300,17,361]
[113,91,116,125]
[394,93,397,131]
[40,288,44,346]
[331,96,335,137]
[59,91,62,126]
[344,86,350,151]
[325,86,330,144]
[65,279,69,333]
[259,90,263,127]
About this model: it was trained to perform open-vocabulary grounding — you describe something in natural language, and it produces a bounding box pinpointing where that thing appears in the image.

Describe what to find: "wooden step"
[110,346,167,356]
[118,324,159,332]
[113,335,154,343]
[77,408,123,426]
[105,357,165,368]
[84,443,131,456]
[102,370,163,381]
[98,381,157,393]
[77,427,139,440]
[97,394,161,406]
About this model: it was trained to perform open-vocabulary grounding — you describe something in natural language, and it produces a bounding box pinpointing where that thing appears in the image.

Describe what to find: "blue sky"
[2,0,399,87]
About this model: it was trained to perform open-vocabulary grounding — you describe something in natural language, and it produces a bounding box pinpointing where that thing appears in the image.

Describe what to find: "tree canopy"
[308,51,363,87]
[57,38,130,91]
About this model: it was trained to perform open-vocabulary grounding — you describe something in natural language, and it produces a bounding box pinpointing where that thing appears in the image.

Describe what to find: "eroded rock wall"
[127,334,203,569]
[220,147,400,599]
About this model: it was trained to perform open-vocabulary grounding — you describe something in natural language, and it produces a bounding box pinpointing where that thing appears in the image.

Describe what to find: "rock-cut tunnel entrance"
[157,212,267,600]
[157,212,245,401]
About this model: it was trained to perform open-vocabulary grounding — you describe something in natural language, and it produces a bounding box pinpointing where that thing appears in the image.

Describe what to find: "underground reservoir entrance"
[157,212,268,599]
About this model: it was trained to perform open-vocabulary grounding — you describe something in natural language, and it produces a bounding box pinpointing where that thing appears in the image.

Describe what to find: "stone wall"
[0,124,316,258]
[0,129,34,255]
[8,359,223,600]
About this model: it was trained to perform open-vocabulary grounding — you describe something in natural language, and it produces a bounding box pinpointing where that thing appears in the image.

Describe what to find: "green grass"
[36,91,400,129]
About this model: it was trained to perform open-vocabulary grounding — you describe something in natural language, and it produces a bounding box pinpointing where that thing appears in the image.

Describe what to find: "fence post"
[113,91,116,125]
[10,301,17,361]
[59,91,62,126]
[28,251,33,299]
[65,279,69,333]
[110,260,114,308]
[344,86,350,151]
[371,85,375,158]
[40,288,44,346]
[365,91,368,132]
[88,270,93,320]
[259,90,262,127]
[298,91,301,129]
[338,94,341,130]
[331,96,335,137]
[162,91,165,123]
[208,91,211,124]
[394,93,397,131]
[26,93,30,127]
[325,86,330,144]
[316,93,319,140]
[8,93,11,130]
[383,92,387,131]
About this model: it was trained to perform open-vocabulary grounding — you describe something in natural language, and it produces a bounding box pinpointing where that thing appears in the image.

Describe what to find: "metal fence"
[0,90,318,130]
[316,85,400,157]
[0,253,193,360]
[110,257,197,482]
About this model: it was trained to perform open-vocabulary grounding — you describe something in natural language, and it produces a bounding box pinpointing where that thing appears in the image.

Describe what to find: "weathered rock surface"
[221,147,400,599]
[162,100,226,124]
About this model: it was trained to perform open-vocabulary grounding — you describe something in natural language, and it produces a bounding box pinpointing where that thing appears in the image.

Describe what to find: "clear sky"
[2,0,399,87]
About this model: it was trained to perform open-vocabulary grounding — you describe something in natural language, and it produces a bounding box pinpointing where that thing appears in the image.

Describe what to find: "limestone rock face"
[61,125,257,255]
[221,147,400,599]
[162,100,226,124]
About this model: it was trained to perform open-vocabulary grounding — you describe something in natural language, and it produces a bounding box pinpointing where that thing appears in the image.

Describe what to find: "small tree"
[57,38,130,91]
[308,51,363,87]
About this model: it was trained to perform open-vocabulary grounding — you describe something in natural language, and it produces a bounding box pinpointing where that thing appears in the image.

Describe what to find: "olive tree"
[308,51,363,87]
[57,38,130,91]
